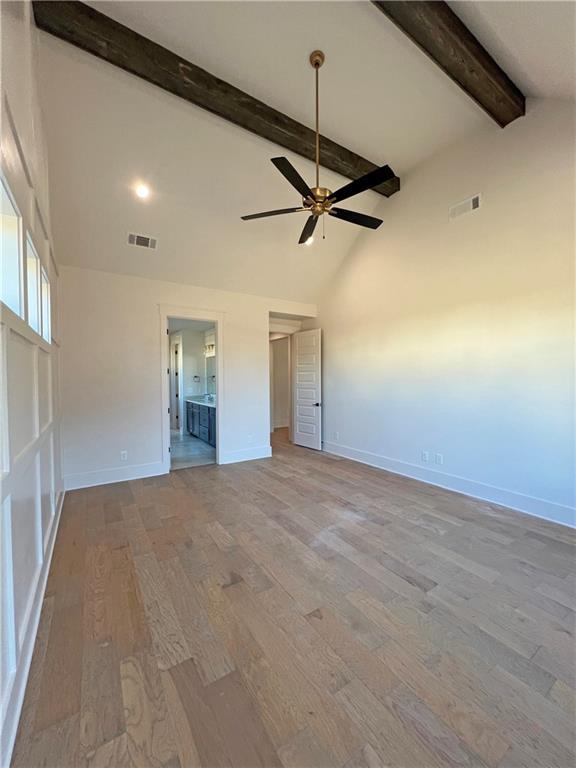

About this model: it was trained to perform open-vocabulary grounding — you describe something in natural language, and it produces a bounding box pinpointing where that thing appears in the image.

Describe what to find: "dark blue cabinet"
[208,408,216,447]
[186,402,200,437]
[187,401,216,447]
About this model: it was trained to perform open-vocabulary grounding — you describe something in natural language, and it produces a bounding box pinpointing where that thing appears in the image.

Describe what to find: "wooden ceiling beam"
[33,1,400,197]
[372,1,525,128]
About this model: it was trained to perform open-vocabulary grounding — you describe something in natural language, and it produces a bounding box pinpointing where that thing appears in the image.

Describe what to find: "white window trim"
[0,176,25,320]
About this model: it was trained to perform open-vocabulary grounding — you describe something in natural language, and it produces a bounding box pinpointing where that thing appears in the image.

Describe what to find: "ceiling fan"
[241,50,395,245]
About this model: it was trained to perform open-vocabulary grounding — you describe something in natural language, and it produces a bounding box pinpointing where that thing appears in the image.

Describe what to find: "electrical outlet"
[421,450,429,463]
[333,431,340,441]
[435,453,444,465]
[120,450,128,462]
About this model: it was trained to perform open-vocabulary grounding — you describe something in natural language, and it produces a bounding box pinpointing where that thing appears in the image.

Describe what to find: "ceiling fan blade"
[329,207,383,229]
[298,215,318,244]
[241,207,304,221]
[328,165,396,204]
[271,157,314,200]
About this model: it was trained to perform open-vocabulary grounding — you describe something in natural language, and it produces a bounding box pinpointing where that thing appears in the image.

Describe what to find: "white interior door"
[169,335,182,431]
[292,329,322,450]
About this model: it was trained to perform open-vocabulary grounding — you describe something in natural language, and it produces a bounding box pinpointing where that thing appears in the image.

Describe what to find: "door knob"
[314,402,321,407]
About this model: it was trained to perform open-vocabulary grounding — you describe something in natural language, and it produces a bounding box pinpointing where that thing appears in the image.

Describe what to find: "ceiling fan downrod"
[309,50,325,190]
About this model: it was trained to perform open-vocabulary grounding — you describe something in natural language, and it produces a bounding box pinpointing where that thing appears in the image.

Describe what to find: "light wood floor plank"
[12,429,575,768]
[121,651,180,767]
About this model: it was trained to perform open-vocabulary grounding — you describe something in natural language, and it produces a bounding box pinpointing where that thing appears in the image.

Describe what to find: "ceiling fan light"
[134,183,151,199]
[305,236,314,246]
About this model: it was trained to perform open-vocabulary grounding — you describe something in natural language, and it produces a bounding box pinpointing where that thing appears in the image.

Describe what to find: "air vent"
[128,233,157,249]
[449,194,481,221]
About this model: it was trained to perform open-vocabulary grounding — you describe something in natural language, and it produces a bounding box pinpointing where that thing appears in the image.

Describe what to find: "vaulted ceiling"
[37,1,574,303]
[82,0,496,172]
[451,1,575,100]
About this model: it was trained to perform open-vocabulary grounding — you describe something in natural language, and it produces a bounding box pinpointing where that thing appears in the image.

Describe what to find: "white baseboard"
[1,490,65,767]
[64,461,166,490]
[219,445,272,465]
[322,442,575,529]
[273,421,289,429]
[64,447,275,489]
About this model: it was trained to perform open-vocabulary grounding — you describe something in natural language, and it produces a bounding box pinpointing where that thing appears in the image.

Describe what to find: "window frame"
[25,233,42,336]
[0,175,24,318]
[40,265,51,343]
[2,175,54,345]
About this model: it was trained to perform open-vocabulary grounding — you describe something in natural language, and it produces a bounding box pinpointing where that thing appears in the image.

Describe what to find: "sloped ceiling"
[37,1,571,303]
[450,1,575,100]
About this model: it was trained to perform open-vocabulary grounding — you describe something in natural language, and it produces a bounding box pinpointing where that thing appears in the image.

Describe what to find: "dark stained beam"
[33,1,400,198]
[372,1,525,127]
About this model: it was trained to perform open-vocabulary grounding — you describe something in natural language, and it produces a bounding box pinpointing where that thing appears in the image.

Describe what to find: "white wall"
[60,266,315,488]
[180,328,205,397]
[1,2,63,763]
[315,99,575,527]
[37,31,363,304]
[271,337,290,429]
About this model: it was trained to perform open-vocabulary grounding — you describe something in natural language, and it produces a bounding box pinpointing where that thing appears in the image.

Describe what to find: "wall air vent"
[128,233,157,249]
[449,194,481,221]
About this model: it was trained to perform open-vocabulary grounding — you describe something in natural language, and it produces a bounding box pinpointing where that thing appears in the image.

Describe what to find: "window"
[41,267,51,343]
[1,178,22,315]
[26,236,40,334]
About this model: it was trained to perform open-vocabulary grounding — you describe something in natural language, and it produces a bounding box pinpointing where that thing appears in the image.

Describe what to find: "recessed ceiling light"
[305,237,314,246]
[135,183,150,199]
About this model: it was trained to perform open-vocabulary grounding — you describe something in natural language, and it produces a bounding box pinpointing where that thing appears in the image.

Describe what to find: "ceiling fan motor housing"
[305,187,333,216]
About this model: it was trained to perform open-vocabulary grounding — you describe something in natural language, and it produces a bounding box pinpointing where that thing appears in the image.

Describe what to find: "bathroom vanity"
[186,397,216,447]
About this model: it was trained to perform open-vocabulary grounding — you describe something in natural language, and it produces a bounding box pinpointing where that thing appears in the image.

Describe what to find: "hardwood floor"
[12,429,575,767]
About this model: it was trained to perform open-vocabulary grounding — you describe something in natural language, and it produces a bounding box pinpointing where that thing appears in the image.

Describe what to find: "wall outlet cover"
[421,450,429,463]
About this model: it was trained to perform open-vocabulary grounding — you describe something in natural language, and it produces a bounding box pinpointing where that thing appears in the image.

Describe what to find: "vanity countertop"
[185,397,216,409]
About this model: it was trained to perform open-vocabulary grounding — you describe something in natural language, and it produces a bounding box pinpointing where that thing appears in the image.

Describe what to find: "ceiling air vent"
[128,233,157,249]
[449,194,481,221]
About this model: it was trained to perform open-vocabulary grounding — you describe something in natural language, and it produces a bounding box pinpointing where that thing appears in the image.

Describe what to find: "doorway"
[270,335,291,433]
[269,314,322,451]
[161,310,223,471]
